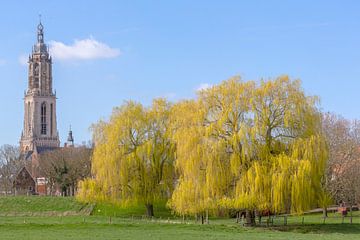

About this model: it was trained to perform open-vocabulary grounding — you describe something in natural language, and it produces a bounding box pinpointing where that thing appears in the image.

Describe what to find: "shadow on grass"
[269,224,360,234]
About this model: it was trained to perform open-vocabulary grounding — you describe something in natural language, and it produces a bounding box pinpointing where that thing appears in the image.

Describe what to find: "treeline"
[77,75,334,224]
[38,147,92,196]
[0,145,92,196]
[322,113,360,215]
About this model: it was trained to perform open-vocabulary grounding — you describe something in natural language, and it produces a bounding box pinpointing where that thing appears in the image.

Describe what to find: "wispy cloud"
[196,83,212,92]
[18,55,28,66]
[49,37,120,61]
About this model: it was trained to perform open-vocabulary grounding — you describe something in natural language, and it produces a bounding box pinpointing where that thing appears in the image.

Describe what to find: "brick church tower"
[20,21,60,153]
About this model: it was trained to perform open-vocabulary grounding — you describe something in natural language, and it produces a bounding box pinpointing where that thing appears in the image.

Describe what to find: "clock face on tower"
[38,23,43,31]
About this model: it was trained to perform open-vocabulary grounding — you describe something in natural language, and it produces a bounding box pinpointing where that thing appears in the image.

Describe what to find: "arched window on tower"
[50,103,53,136]
[34,63,39,88]
[28,102,31,133]
[41,102,47,135]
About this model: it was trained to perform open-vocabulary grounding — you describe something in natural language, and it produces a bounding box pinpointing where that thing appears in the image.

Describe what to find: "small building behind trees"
[13,167,35,195]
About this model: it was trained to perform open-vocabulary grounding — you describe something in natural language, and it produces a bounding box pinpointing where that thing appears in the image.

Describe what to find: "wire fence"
[0,214,359,226]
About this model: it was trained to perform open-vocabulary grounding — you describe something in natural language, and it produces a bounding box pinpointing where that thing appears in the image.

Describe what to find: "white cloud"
[196,83,212,92]
[0,59,6,66]
[49,37,120,61]
[18,55,28,66]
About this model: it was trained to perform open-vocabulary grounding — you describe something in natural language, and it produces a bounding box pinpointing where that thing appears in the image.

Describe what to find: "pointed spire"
[33,15,48,54]
[37,15,44,44]
[67,125,74,147]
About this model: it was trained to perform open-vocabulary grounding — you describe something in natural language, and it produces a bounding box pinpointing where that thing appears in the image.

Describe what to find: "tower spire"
[67,125,74,147]
[37,16,44,44]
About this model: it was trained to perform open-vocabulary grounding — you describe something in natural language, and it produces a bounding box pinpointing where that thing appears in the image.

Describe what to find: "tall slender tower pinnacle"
[66,125,74,147]
[20,21,60,152]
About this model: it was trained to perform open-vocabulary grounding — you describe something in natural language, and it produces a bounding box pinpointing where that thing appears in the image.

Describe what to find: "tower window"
[50,103,53,136]
[41,102,47,135]
[28,102,31,133]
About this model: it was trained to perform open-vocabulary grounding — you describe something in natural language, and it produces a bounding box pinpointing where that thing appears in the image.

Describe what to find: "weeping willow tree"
[170,76,328,224]
[77,75,328,222]
[230,76,328,224]
[168,78,255,222]
[167,100,213,222]
[77,99,175,217]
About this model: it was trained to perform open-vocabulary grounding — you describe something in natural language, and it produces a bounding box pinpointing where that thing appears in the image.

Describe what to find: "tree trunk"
[245,209,255,226]
[206,210,209,224]
[323,207,328,217]
[62,186,67,196]
[145,203,154,217]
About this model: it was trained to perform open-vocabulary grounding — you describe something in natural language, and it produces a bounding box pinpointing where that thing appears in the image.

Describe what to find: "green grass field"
[0,216,359,240]
[92,199,172,218]
[0,196,93,216]
[0,196,359,240]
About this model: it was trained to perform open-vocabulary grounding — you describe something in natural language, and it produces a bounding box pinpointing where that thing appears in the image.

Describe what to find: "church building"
[20,21,60,152]
[15,21,74,195]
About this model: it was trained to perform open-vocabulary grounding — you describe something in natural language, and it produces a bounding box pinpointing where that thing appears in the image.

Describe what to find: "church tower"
[20,21,60,152]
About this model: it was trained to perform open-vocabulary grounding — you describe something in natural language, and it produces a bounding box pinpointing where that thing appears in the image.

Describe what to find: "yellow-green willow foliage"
[78,75,328,218]
[170,76,328,217]
[77,99,175,216]
[167,100,212,215]
[233,76,328,214]
[169,77,256,216]
[77,178,106,202]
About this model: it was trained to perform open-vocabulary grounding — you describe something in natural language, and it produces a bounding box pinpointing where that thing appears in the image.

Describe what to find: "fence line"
[0,214,359,226]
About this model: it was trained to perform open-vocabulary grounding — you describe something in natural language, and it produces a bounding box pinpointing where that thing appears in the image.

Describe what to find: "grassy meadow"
[0,196,93,216]
[0,196,359,240]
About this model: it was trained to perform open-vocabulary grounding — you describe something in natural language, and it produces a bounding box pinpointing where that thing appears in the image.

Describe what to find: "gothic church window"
[34,64,39,76]
[50,103,53,136]
[28,102,31,133]
[41,102,47,135]
[34,64,39,88]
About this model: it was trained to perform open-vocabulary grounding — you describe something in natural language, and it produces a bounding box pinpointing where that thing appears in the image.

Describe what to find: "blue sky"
[0,1,359,146]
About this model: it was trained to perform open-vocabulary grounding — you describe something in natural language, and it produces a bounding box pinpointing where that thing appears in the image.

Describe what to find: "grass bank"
[0,196,92,216]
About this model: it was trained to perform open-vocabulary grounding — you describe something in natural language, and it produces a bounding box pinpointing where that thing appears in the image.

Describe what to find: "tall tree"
[167,99,211,220]
[322,113,360,209]
[0,145,24,194]
[78,99,175,217]
[239,76,327,215]
[168,78,255,222]
[39,147,92,196]
[169,76,328,225]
